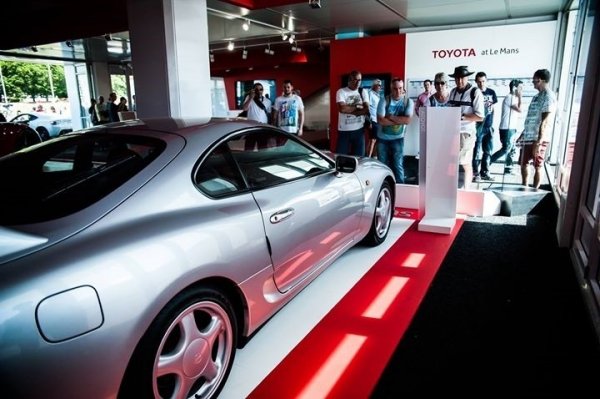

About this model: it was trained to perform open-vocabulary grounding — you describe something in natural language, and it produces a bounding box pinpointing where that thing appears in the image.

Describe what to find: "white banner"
[404,20,557,155]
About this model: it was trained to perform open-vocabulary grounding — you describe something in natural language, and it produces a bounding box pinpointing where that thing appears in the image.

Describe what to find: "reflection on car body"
[0,118,395,399]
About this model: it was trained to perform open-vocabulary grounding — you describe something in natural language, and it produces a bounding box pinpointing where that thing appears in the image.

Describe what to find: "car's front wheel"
[361,181,393,246]
[119,286,237,399]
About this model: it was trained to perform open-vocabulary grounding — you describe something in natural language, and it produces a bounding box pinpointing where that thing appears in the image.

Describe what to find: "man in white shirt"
[491,79,523,174]
[448,65,485,189]
[336,70,370,156]
[242,82,272,124]
[273,79,304,135]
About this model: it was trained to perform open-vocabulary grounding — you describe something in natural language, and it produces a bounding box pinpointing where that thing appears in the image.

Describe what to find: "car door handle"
[270,208,294,224]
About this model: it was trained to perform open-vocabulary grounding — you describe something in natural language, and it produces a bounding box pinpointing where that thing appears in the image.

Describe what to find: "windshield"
[0,133,165,225]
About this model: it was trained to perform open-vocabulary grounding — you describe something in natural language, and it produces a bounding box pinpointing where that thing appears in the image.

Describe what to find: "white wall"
[404,21,558,156]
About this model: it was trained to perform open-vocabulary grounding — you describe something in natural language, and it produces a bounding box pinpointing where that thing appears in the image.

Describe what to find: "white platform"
[219,218,414,399]
[395,184,501,217]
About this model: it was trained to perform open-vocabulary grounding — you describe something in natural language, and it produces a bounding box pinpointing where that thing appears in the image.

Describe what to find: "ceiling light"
[264,45,274,55]
[210,52,215,62]
[227,41,234,51]
[288,34,295,44]
[242,20,250,31]
[282,31,289,41]
[242,48,248,59]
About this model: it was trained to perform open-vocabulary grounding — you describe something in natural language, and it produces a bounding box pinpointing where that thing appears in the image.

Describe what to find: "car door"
[228,129,364,293]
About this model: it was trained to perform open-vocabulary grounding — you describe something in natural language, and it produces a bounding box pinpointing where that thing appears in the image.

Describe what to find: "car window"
[194,143,246,198]
[0,133,165,225]
[227,130,333,190]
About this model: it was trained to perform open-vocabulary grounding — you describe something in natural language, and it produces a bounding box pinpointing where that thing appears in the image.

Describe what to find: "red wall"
[212,48,330,109]
[329,35,406,151]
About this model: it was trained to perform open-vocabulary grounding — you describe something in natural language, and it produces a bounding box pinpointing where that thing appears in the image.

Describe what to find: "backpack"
[448,84,477,108]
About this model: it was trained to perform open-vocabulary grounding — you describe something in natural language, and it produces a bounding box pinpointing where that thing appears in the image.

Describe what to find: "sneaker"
[480,174,495,181]
[472,175,481,183]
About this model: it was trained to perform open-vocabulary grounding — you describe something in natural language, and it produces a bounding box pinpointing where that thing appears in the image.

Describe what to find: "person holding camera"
[491,79,523,174]
[242,83,272,124]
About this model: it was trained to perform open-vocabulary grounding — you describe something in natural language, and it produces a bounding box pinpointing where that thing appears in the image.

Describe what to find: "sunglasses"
[434,81,446,85]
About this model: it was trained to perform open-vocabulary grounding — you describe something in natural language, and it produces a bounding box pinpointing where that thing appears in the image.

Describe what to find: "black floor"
[371,193,600,397]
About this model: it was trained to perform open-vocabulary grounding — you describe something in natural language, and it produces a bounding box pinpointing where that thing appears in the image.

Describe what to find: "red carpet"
[248,210,464,399]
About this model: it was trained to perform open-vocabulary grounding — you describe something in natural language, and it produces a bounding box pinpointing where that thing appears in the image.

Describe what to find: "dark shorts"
[520,141,548,168]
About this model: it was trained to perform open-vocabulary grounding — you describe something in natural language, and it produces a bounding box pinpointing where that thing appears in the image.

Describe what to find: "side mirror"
[335,155,357,174]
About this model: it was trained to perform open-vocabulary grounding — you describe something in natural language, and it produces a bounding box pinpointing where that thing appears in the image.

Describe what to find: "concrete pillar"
[127,0,212,119]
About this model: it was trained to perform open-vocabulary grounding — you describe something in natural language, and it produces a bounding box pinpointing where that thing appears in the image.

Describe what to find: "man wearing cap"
[448,65,485,189]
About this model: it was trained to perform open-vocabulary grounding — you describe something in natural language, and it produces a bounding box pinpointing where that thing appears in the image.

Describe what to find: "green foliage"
[0,61,67,102]
[111,74,128,99]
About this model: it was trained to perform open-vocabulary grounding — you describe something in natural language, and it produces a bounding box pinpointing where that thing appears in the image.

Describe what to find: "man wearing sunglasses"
[242,82,272,124]
[336,70,370,156]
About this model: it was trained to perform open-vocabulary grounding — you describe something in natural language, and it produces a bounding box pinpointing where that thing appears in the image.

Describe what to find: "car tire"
[36,127,50,141]
[361,180,393,246]
[119,286,237,399]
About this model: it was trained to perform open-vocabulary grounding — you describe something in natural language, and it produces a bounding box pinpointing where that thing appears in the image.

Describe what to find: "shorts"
[520,141,548,168]
[459,132,475,165]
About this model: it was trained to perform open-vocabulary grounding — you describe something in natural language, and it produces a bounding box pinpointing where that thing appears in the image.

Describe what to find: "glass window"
[0,133,164,224]
[227,130,333,190]
[194,143,246,198]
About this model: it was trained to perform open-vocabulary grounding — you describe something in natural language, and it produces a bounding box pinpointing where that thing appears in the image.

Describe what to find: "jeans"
[472,124,494,176]
[377,137,405,183]
[336,127,366,156]
[490,129,517,169]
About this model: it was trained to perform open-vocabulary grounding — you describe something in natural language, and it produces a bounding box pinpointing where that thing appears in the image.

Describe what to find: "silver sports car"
[0,118,395,399]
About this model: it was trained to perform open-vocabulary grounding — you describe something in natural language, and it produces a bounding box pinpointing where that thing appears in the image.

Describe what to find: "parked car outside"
[9,111,72,140]
[0,117,395,399]
[0,122,43,156]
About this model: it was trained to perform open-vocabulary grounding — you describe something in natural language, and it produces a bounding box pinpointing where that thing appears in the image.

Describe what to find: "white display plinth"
[418,107,461,234]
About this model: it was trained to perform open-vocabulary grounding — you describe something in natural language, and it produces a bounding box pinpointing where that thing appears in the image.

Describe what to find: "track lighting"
[227,41,234,51]
[210,52,214,62]
[288,34,295,44]
[291,45,302,53]
[242,20,250,31]
[242,48,248,59]
[281,31,289,41]
[264,45,274,55]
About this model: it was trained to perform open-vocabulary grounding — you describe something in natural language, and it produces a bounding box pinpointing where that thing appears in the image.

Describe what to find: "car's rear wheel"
[361,181,393,246]
[119,286,237,399]
[36,127,50,141]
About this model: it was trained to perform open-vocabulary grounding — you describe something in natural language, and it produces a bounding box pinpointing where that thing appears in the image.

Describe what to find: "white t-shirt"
[245,96,272,123]
[336,86,368,131]
[273,94,304,133]
[499,94,521,130]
